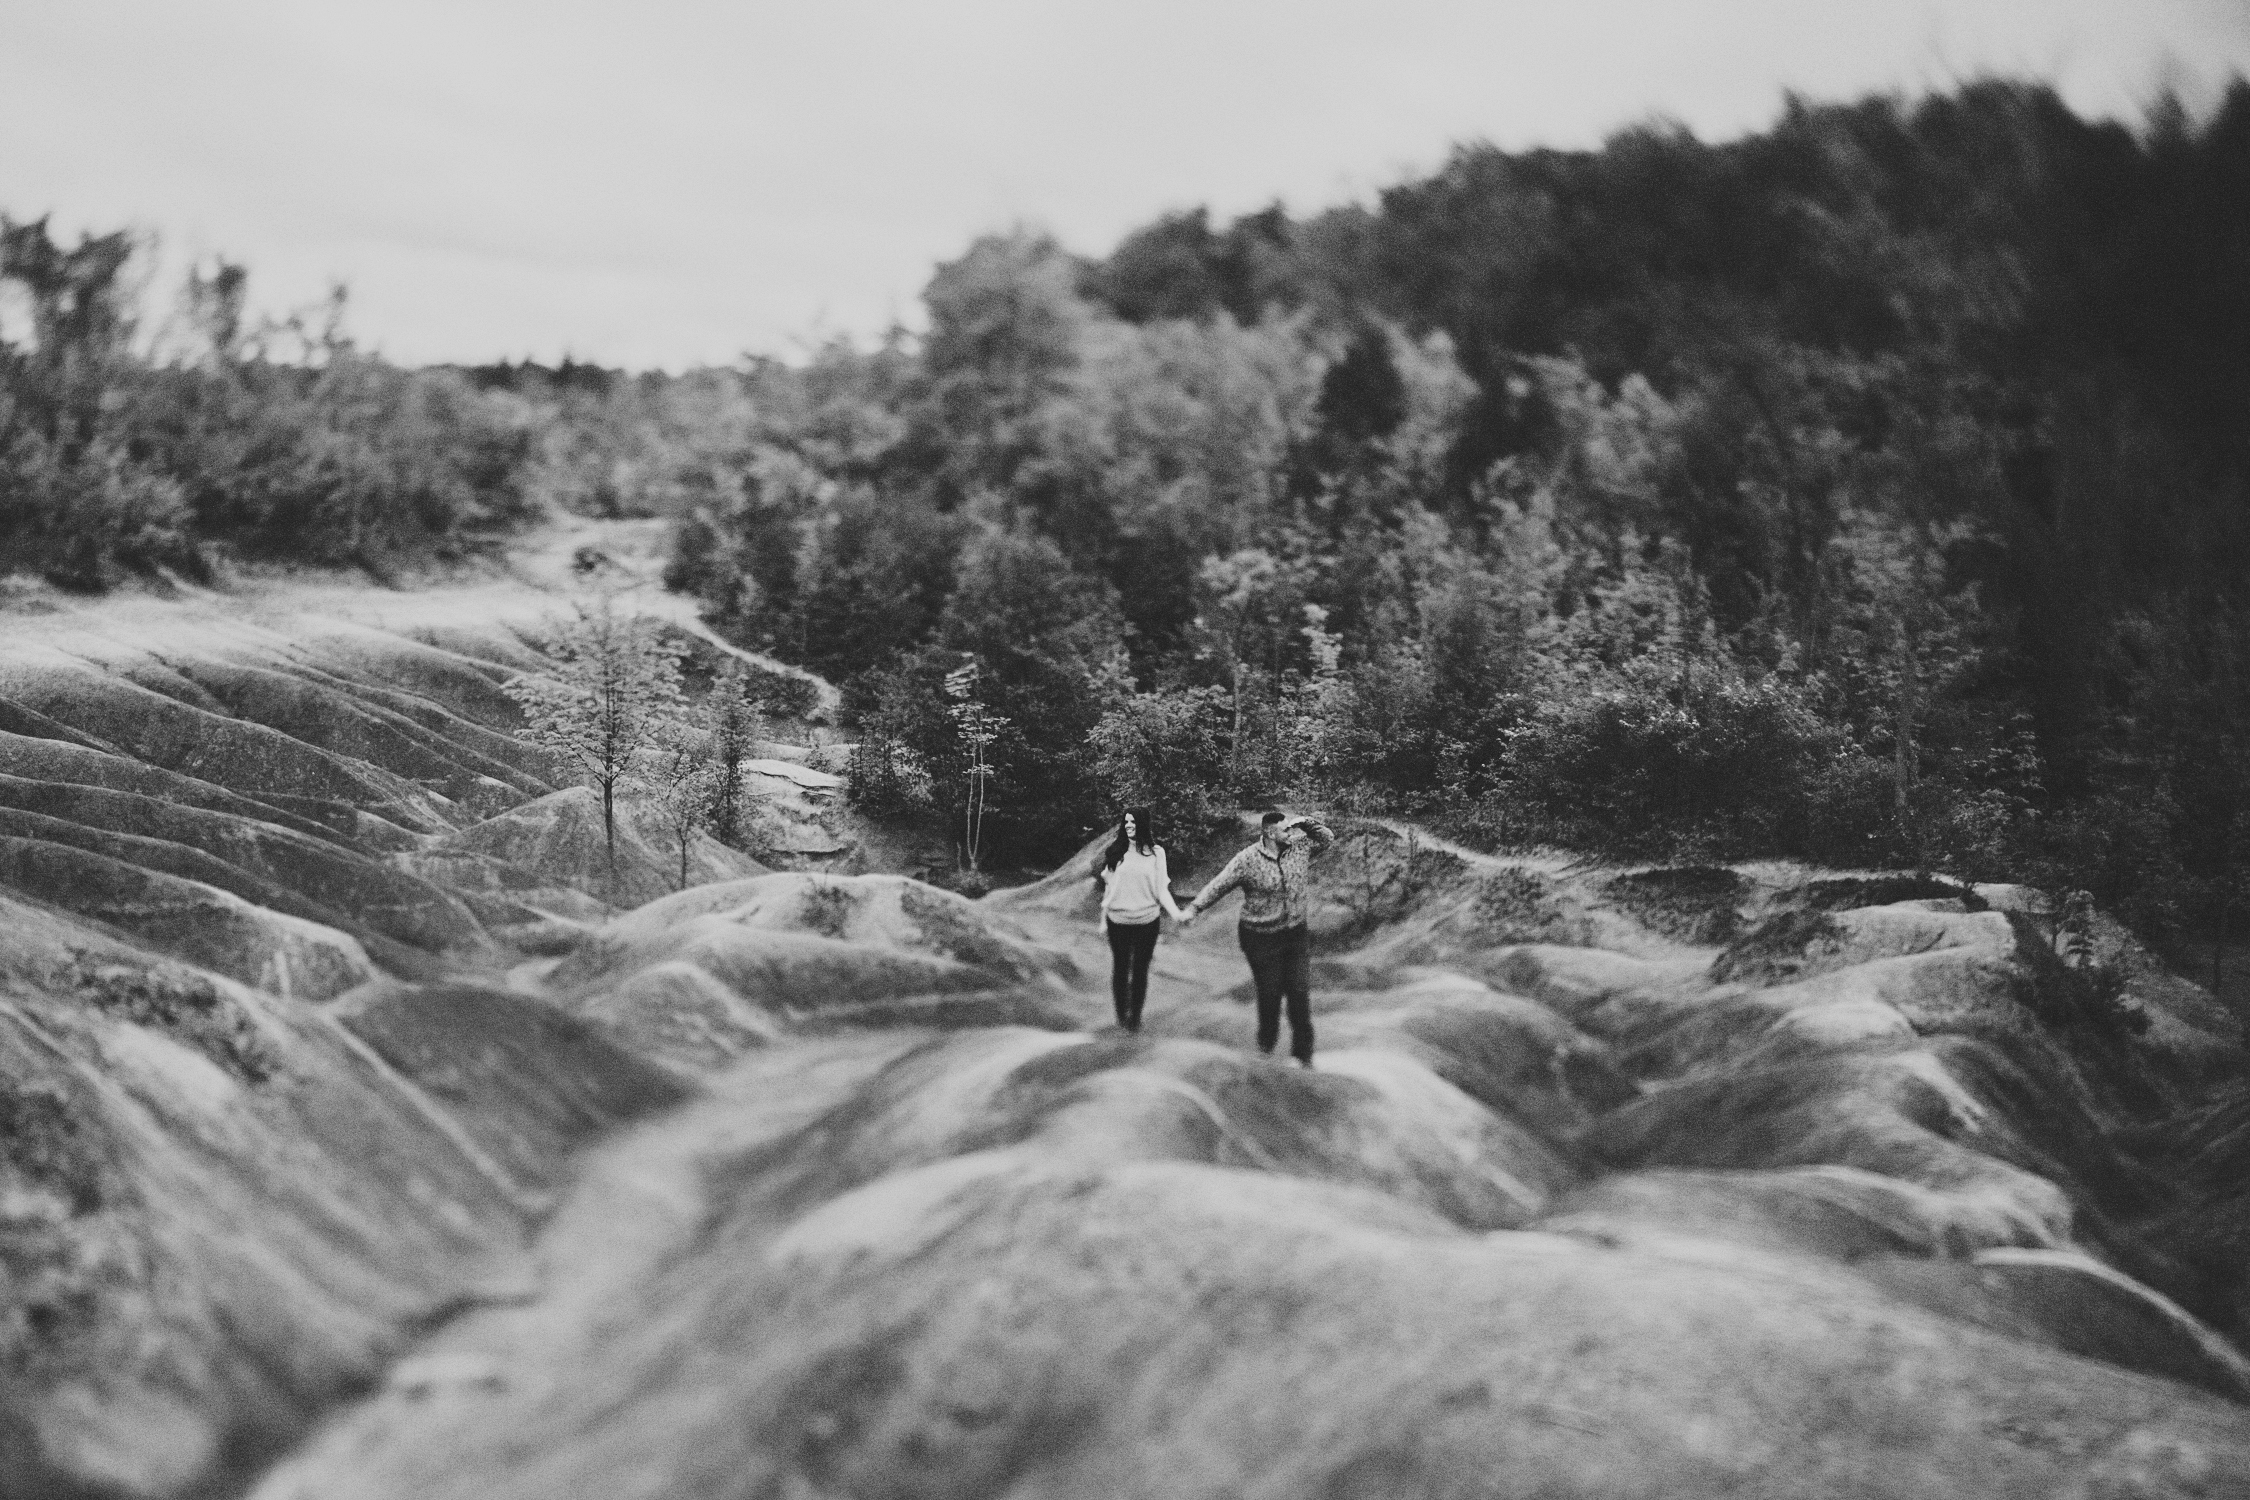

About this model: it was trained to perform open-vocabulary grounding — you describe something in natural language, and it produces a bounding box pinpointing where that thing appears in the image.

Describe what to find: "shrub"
[846,721,928,818]
[2,221,541,586]
[0,430,198,589]
[1473,658,1853,860]
[751,670,823,722]
[1088,682,1235,832]
[799,880,857,938]
[1326,822,1466,943]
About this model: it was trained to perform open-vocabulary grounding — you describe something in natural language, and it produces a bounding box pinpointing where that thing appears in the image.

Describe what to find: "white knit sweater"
[1099,845,1179,924]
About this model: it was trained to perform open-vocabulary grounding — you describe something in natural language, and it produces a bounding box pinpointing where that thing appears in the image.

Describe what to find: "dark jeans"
[1239,922,1313,1063]
[1105,917,1160,1029]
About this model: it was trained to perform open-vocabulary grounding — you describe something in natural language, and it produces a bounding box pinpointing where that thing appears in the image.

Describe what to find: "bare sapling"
[504,591,686,864]
[649,725,728,890]
[944,658,1007,873]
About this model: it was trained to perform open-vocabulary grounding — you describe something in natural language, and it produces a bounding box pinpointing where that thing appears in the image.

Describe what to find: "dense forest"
[661,80,2250,943]
[6,78,2248,955]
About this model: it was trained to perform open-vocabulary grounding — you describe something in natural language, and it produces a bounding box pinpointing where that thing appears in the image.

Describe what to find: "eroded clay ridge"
[4,578,2249,1499]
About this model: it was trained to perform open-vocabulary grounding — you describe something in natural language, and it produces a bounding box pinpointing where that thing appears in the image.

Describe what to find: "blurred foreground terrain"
[3,521,2250,1500]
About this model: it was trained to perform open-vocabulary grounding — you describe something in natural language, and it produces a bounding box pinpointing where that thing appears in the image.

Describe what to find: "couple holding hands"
[1092,805,1335,1067]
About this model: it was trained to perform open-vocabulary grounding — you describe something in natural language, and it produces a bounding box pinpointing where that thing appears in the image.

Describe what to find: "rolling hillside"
[2,526,2248,1499]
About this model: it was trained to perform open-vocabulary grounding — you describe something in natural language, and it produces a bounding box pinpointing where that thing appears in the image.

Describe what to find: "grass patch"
[899,884,1035,976]
[60,955,279,1083]
[1709,909,1847,985]
[1326,823,1468,947]
[1472,866,1593,947]
[0,1082,114,1216]
[799,880,858,939]
[1604,866,1745,945]
[1798,874,1987,912]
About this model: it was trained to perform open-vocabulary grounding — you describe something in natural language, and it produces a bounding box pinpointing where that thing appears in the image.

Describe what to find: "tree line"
[658,78,2250,962]
[9,79,2247,970]
[0,211,791,585]
[0,219,559,584]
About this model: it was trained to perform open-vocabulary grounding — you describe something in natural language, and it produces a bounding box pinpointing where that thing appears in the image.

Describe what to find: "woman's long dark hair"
[1100,805,1157,872]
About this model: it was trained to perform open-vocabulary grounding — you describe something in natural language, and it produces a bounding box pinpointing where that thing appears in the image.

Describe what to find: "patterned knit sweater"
[1188,818,1335,931]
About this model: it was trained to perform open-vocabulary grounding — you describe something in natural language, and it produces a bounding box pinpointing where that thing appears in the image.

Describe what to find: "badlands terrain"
[3,522,2250,1499]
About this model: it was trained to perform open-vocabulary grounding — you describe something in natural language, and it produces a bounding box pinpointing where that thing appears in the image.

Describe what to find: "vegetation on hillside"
[504,600,795,885]
[652,79,2250,957]
[9,78,2248,959]
[0,221,545,584]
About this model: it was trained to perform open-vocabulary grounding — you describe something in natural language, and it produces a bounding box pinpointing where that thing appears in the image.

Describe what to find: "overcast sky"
[5,0,2246,370]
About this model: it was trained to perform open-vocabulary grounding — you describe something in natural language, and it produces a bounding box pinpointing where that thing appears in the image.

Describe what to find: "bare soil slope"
[0,521,789,1499]
[6,540,2250,1500]
[258,831,2250,1500]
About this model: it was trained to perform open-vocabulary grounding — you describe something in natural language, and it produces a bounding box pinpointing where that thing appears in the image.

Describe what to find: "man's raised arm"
[1186,850,1248,917]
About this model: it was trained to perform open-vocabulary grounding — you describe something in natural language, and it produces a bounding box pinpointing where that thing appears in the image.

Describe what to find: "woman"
[1091,805,1184,1032]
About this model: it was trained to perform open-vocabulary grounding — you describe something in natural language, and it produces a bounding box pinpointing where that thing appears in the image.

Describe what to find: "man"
[1180,809,1335,1067]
